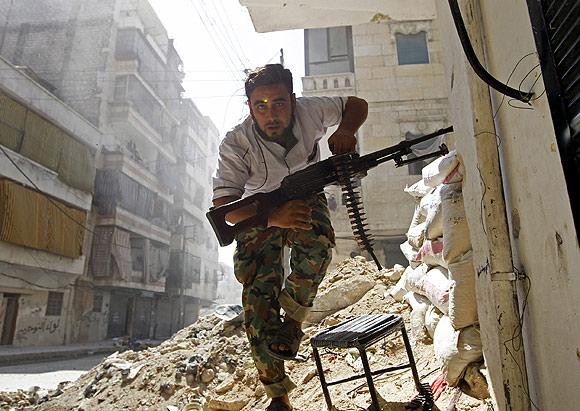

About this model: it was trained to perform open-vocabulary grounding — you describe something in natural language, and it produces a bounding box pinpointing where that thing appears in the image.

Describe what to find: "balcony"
[115,28,184,101]
[94,169,172,244]
[90,226,168,293]
[302,72,356,95]
[101,151,173,200]
[110,74,177,161]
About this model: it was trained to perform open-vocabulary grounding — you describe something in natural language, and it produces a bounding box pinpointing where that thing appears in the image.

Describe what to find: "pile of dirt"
[4,257,493,411]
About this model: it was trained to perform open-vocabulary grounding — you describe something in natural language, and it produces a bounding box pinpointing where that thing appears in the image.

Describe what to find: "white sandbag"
[400,241,420,268]
[448,253,478,329]
[422,150,460,188]
[404,292,432,342]
[441,183,472,264]
[425,305,444,338]
[389,268,409,302]
[433,316,483,386]
[404,291,431,311]
[417,239,447,268]
[404,179,433,198]
[410,203,426,227]
[416,266,452,314]
[420,186,443,240]
[442,161,464,184]
[404,263,429,294]
[407,221,426,249]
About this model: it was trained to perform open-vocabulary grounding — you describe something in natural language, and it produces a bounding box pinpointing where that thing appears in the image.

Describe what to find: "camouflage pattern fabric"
[234,194,334,398]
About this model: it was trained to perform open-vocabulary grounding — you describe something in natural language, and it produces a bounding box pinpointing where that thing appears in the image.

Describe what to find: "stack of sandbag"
[390,150,484,387]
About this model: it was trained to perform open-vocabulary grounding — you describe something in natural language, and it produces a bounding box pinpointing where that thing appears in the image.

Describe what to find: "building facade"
[0,57,101,346]
[0,0,219,345]
[302,20,450,268]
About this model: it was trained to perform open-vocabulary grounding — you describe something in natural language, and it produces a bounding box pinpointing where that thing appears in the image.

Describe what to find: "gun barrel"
[360,126,454,166]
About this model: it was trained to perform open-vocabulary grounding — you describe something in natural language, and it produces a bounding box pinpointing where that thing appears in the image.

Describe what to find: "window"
[46,292,64,316]
[305,26,354,75]
[93,295,103,313]
[396,32,429,65]
[130,237,145,272]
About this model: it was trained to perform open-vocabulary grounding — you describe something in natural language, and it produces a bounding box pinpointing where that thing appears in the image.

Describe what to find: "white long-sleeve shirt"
[213,96,346,200]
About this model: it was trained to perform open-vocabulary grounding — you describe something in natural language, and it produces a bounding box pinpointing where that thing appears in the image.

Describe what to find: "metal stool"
[310,314,432,411]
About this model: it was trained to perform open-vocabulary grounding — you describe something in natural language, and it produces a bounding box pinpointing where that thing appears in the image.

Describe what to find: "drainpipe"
[444,1,530,409]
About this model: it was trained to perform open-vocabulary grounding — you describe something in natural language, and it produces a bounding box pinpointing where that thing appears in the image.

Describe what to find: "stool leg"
[313,346,333,410]
[359,347,380,411]
[400,326,422,391]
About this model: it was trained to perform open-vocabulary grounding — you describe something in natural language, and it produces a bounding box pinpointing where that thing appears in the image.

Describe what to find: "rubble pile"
[3,257,491,411]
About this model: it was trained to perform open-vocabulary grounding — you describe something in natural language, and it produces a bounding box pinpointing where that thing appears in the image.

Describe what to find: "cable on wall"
[448,0,534,103]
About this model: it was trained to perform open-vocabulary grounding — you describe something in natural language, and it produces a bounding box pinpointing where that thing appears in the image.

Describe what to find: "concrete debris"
[1,257,491,411]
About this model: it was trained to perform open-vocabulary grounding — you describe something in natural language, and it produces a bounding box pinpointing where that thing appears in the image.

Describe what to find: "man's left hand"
[328,129,357,155]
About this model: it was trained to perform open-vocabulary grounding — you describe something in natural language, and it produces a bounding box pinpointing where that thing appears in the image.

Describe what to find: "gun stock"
[206,191,283,246]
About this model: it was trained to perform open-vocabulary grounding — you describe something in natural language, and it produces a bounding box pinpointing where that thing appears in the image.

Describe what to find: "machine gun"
[206,126,453,269]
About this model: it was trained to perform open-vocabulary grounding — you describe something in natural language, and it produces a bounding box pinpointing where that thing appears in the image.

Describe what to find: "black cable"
[448,0,534,102]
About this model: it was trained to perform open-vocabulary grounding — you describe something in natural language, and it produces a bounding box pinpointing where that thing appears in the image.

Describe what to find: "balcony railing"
[302,72,356,93]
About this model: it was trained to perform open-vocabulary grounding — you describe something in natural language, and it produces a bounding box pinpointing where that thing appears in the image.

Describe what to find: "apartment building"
[166,98,220,332]
[0,0,219,344]
[302,21,450,267]
[0,57,101,346]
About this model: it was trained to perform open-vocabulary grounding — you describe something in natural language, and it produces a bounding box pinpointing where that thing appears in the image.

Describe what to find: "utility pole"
[280,48,284,67]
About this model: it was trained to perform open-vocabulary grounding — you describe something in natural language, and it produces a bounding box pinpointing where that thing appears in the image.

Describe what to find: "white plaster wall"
[435,0,580,408]
[478,1,580,407]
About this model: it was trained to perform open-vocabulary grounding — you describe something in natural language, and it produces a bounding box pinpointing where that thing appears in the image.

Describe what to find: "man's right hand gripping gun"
[206,126,453,254]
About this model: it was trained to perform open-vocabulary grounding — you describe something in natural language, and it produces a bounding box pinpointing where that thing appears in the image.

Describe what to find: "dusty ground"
[1,258,493,411]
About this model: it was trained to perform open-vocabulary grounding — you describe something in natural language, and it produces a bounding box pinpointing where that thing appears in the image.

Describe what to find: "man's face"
[248,83,295,139]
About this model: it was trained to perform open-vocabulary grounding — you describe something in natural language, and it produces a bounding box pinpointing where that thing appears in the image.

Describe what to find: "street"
[0,354,107,392]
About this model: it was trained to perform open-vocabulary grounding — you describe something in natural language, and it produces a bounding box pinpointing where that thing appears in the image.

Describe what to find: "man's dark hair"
[244,64,293,99]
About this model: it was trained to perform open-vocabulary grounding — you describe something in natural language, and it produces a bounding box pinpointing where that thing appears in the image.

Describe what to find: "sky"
[150,0,305,132]
[149,0,305,265]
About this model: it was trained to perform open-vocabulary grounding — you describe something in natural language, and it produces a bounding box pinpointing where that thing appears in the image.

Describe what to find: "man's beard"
[252,113,295,141]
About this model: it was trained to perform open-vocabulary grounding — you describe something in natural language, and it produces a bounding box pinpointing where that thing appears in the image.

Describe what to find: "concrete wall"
[11,290,71,346]
[353,19,449,243]
[0,0,118,126]
[435,0,580,408]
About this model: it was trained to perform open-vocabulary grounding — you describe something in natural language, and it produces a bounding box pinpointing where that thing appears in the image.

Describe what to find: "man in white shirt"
[213,64,368,411]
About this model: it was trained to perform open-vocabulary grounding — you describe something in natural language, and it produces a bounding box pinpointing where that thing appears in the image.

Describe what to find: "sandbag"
[419,185,443,240]
[407,221,426,249]
[448,253,478,329]
[404,264,429,294]
[433,316,483,386]
[404,179,433,198]
[400,241,420,268]
[425,305,444,338]
[417,239,447,268]
[441,183,472,264]
[416,266,452,314]
[404,292,432,342]
[422,150,459,188]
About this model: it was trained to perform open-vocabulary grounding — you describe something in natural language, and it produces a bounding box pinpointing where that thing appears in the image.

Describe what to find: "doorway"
[1,294,19,345]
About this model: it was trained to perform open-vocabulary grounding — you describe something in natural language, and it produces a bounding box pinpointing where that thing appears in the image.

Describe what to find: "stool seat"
[310,313,432,411]
[311,314,402,349]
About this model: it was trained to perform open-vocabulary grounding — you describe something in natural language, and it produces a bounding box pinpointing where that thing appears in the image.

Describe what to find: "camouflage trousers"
[234,194,335,398]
